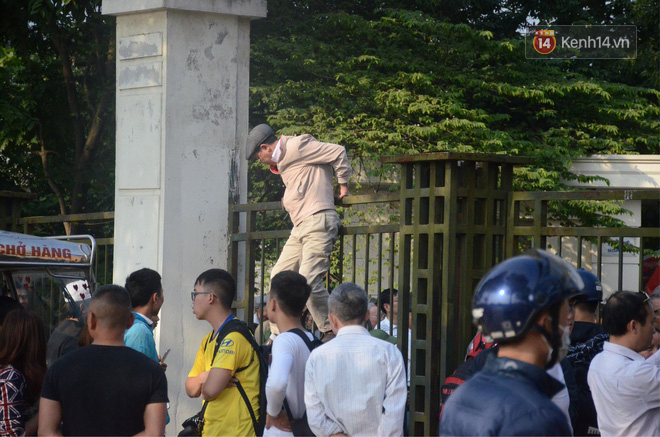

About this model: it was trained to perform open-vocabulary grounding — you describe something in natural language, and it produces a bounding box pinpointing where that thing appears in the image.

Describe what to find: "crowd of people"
[0,253,658,436]
[1,123,658,436]
[439,251,660,436]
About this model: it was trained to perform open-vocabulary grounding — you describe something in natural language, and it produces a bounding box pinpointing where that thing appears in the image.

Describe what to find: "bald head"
[89,285,132,331]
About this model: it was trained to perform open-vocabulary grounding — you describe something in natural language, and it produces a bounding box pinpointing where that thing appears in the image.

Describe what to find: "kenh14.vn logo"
[533,30,556,54]
[526,26,636,59]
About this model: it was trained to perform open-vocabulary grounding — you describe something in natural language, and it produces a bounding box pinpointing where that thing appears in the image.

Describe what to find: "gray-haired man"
[304,283,407,436]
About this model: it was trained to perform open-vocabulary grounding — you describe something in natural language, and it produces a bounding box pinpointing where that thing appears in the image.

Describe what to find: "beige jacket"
[277,134,351,226]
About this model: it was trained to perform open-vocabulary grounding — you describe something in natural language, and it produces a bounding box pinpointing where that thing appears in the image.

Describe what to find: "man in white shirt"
[378,288,398,336]
[588,291,660,437]
[305,282,407,437]
[264,271,316,436]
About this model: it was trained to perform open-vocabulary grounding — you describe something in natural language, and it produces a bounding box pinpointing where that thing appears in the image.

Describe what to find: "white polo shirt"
[587,341,660,436]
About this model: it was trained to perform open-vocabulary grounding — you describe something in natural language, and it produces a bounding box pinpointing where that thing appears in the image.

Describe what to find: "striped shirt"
[304,325,407,437]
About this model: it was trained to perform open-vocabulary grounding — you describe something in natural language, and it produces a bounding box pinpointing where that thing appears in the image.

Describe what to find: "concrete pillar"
[102,1,266,432]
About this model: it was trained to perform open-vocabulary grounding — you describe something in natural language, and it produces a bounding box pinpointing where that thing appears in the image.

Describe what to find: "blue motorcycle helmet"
[472,249,584,345]
[575,268,603,303]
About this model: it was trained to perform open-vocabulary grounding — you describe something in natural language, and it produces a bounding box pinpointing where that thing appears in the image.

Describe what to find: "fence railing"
[229,183,660,436]
[228,193,401,328]
[10,183,660,437]
[508,189,660,294]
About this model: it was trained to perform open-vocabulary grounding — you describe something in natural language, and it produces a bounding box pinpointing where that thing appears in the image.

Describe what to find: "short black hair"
[91,285,133,329]
[125,268,162,308]
[195,269,236,309]
[379,288,398,313]
[270,271,310,317]
[575,300,599,316]
[263,133,277,146]
[602,291,650,336]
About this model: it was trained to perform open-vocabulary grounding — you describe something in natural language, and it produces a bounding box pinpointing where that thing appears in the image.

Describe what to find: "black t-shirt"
[41,344,168,436]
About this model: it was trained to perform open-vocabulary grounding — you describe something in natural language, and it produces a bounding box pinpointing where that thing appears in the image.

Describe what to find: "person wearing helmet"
[570,269,605,345]
[440,249,583,436]
[564,269,607,437]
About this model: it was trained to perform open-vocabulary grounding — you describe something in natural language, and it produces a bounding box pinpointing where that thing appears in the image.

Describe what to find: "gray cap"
[246,124,275,160]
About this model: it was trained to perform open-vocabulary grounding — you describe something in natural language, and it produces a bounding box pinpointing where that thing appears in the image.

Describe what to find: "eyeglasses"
[639,291,650,304]
[191,291,211,301]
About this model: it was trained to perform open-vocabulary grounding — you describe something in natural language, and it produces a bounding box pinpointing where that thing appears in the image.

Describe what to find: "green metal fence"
[7,153,660,436]
[228,193,401,324]
[230,153,660,436]
[507,190,660,292]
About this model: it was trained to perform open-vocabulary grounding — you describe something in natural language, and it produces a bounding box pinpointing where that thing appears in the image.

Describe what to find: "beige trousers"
[269,210,340,335]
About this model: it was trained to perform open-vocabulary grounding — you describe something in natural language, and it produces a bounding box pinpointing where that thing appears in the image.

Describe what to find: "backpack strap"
[283,398,295,422]
[286,328,320,351]
[197,319,238,426]
[282,328,320,421]
[226,320,267,436]
[211,318,240,366]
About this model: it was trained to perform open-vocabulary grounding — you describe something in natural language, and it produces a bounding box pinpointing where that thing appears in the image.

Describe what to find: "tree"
[436,0,659,89]
[249,4,659,225]
[0,0,657,234]
[0,0,115,234]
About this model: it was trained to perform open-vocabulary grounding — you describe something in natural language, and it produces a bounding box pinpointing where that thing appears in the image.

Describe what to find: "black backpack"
[282,328,323,436]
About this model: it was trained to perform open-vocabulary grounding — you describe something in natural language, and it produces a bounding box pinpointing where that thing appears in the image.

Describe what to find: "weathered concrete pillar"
[102,0,266,432]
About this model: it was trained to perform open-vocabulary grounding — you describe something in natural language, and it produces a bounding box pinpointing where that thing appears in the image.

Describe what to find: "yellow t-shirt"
[188,329,261,437]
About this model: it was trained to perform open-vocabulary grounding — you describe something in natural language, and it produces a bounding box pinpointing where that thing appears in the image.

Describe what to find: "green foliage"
[436,0,659,88]
[250,4,659,227]
[0,0,115,231]
[0,0,657,238]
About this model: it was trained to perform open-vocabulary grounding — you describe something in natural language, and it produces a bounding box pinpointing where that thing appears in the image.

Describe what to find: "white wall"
[558,155,660,298]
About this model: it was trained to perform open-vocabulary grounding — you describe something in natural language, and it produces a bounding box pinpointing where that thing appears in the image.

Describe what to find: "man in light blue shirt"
[124,268,168,423]
[124,268,165,363]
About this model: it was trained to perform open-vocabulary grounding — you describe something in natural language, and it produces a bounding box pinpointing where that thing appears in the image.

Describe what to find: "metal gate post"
[382,152,532,436]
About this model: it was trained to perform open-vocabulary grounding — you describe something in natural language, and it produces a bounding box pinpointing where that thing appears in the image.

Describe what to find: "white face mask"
[541,323,572,366]
[557,324,571,361]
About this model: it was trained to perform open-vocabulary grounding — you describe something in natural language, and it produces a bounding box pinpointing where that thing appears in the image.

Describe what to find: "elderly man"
[304,282,407,436]
[652,293,660,330]
[246,124,351,342]
[587,291,660,436]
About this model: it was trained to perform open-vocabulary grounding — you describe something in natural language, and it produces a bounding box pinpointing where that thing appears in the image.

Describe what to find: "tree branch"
[50,33,85,163]
[37,125,71,235]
